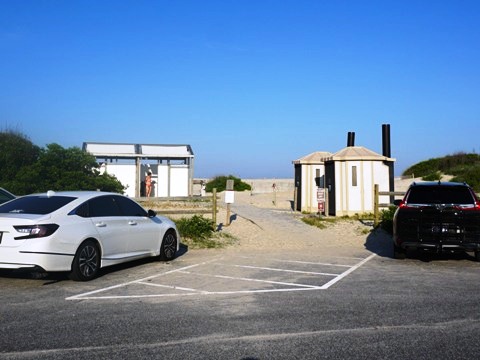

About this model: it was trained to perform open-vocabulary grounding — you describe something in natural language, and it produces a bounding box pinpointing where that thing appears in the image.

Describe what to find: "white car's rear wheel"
[70,240,100,281]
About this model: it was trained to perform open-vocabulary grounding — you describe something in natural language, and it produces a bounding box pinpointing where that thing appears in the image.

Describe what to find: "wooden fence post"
[225,180,234,226]
[374,184,379,227]
[325,188,329,217]
[212,188,217,231]
[294,187,298,211]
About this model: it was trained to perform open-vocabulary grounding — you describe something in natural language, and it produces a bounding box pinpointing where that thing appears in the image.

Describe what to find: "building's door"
[294,165,302,211]
[325,162,336,216]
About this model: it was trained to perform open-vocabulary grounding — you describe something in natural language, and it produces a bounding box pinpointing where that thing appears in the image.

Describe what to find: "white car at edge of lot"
[0,187,15,205]
[0,191,180,281]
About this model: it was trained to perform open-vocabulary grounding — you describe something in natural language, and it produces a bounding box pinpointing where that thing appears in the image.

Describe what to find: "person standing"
[145,171,152,197]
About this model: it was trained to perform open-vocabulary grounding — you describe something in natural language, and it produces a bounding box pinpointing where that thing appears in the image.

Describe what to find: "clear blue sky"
[1,1,479,178]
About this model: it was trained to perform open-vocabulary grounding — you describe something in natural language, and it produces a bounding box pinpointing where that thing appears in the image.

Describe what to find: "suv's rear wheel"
[475,251,480,262]
[393,244,406,259]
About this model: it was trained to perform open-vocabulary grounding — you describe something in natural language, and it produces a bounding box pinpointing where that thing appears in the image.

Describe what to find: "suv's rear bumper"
[397,241,480,253]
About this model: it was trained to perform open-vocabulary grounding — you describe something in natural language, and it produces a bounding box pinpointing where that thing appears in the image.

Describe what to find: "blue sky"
[1,1,479,178]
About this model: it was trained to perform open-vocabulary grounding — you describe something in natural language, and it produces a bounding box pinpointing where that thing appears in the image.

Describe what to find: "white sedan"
[0,187,15,205]
[0,191,180,281]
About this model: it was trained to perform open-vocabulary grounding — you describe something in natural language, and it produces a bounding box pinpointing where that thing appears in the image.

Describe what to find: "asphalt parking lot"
[66,252,376,301]
[2,199,480,359]
[2,242,480,359]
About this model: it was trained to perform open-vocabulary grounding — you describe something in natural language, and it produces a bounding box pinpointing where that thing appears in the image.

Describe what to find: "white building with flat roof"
[83,142,194,198]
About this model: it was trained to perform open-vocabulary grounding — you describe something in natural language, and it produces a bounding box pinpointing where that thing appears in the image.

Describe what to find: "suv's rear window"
[407,186,475,205]
[0,196,76,215]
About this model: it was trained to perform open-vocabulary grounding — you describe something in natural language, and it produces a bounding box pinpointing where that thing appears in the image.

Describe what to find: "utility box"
[225,179,235,204]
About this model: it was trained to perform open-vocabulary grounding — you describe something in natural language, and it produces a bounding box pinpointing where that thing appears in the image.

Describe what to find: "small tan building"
[293,151,332,212]
[293,124,395,216]
[324,146,395,216]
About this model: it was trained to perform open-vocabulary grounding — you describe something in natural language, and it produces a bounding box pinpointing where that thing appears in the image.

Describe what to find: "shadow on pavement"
[364,228,393,258]
[364,228,478,262]
[0,243,189,284]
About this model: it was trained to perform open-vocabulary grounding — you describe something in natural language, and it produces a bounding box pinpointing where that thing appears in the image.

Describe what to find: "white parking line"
[66,254,376,301]
[65,260,216,300]
[178,270,322,289]
[270,259,353,268]
[320,253,376,289]
[137,281,208,294]
[222,263,341,277]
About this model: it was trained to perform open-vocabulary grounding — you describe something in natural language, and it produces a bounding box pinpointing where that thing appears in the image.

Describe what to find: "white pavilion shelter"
[83,142,194,198]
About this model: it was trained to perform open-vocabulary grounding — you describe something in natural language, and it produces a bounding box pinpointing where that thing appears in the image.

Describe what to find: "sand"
[178,177,415,255]
[214,190,387,256]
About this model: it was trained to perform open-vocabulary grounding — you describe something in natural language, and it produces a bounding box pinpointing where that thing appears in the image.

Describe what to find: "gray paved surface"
[1,202,480,359]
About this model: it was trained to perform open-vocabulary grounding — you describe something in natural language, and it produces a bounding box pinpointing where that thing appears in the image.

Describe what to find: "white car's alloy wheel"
[70,241,100,281]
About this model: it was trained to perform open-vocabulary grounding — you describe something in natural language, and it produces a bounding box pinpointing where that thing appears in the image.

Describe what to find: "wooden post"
[226,180,234,226]
[374,184,379,227]
[212,188,217,231]
[294,187,298,211]
[226,203,231,226]
[135,157,141,197]
[273,183,277,206]
[324,188,329,216]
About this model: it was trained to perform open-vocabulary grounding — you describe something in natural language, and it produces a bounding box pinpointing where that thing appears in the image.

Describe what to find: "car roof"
[0,187,15,196]
[410,181,470,187]
[27,190,122,199]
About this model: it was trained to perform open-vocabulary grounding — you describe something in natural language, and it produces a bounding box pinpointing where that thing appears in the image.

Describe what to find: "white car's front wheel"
[160,230,177,261]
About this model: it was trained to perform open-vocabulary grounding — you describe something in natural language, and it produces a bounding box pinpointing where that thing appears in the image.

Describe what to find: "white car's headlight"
[14,224,59,240]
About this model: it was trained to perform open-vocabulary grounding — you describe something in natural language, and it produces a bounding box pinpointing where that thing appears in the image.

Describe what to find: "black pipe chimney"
[382,124,391,158]
[347,132,355,147]
[382,124,395,202]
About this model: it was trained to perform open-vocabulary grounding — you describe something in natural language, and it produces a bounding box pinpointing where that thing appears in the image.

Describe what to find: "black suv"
[393,182,480,260]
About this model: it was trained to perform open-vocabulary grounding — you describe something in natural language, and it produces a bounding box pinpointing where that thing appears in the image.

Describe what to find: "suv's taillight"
[398,201,424,209]
[460,200,480,211]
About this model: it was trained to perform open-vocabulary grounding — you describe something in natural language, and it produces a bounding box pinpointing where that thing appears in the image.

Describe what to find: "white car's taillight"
[13,224,59,240]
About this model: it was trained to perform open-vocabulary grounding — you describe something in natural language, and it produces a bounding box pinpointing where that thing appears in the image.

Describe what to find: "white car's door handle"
[95,222,106,227]
[128,221,137,226]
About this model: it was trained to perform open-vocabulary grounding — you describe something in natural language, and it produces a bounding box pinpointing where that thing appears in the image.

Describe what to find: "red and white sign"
[317,188,326,201]
[318,202,325,212]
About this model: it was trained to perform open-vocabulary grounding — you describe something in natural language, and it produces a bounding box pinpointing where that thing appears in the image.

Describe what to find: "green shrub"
[301,215,337,229]
[422,171,441,181]
[175,215,214,240]
[379,205,397,234]
[451,165,480,192]
[205,175,252,193]
[402,152,480,192]
[174,215,237,249]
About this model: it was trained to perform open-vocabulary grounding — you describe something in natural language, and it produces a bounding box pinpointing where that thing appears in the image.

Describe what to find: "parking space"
[66,253,376,300]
